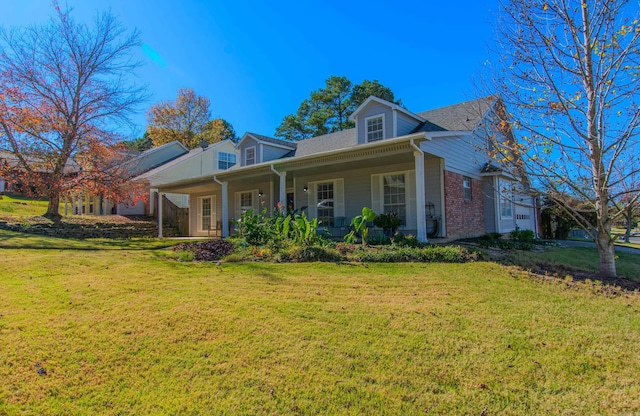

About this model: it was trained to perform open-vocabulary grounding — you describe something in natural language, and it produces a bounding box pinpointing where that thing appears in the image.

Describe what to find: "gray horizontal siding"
[422,133,485,178]
[356,102,394,144]
[262,145,290,162]
[396,112,421,136]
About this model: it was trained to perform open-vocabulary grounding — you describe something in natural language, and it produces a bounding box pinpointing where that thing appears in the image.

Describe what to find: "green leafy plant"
[290,213,320,246]
[510,227,535,243]
[344,207,376,245]
[373,212,401,236]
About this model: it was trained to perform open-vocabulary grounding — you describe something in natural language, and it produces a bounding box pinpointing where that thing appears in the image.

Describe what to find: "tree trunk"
[624,206,632,243]
[45,193,61,221]
[595,229,616,278]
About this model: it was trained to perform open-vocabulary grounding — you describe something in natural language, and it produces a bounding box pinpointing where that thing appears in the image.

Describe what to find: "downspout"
[213,176,229,237]
[410,139,427,243]
[270,164,286,213]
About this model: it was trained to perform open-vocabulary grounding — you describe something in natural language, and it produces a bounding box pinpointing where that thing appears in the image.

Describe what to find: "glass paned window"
[316,182,334,226]
[202,197,212,230]
[463,176,472,200]
[383,174,406,225]
[240,192,253,213]
[245,147,255,165]
[218,152,236,170]
[366,116,384,142]
[500,182,513,219]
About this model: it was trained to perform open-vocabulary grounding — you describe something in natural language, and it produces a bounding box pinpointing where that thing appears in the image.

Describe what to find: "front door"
[198,196,216,233]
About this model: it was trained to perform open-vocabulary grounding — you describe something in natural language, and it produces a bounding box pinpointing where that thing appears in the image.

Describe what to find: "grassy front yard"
[1,233,639,414]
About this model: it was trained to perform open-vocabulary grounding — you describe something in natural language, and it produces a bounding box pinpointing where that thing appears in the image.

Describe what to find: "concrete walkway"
[557,239,640,255]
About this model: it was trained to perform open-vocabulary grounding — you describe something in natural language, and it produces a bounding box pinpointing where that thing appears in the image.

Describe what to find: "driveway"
[557,239,640,254]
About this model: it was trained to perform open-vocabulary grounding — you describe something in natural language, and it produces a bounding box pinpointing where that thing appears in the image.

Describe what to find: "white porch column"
[158,191,164,239]
[279,171,286,212]
[72,194,77,215]
[414,150,427,243]
[78,194,83,215]
[270,164,287,213]
[221,181,229,237]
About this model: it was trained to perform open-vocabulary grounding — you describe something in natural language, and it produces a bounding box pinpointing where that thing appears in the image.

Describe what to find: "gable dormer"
[236,133,297,166]
[349,96,425,145]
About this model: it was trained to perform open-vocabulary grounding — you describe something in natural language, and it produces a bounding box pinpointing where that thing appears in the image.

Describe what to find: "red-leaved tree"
[0,4,147,219]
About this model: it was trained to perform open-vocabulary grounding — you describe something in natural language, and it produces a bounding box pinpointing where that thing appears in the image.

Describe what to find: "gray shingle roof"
[272,96,496,160]
[292,129,357,157]
[412,96,496,133]
[247,133,297,149]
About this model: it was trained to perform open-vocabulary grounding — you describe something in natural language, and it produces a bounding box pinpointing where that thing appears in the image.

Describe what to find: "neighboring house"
[139,140,239,232]
[153,96,538,240]
[67,141,189,216]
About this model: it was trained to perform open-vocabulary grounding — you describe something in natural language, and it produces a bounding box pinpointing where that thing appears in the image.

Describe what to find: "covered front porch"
[205,134,446,243]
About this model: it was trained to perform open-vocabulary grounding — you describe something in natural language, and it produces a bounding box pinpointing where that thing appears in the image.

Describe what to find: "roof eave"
[215,132,429,179]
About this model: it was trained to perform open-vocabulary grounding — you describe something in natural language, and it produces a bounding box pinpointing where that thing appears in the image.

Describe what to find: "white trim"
[350,95,425,122]
[393,109,398,137]
[197,195,216,232]
[372,169,416,231]
[259,143,264,163]
[213,133,428,180]
[364,114,386,142]
[245,146,256,166]
[217,151,237,170]
[237,133,296,150]
[439,159,446,236]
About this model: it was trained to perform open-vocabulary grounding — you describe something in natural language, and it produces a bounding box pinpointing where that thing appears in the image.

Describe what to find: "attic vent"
[199,139,209,149]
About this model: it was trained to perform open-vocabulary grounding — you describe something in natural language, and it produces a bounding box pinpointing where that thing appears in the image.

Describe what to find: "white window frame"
[463,176,472,201]
[198,195,216,232]
[245,146,256,166]
[239,191,253,213]
[218,152,236,170]
[315,181,335,227]
[365,114,385,142]
[499,180,513,220]
[382,172,407,225]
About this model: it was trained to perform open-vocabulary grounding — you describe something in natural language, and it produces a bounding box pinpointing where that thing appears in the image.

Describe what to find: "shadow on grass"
[480,246,640,292]
[0,229,181,251]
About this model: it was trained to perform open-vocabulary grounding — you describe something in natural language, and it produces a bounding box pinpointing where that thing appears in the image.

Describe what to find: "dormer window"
[245,146,256,165]
[365,115,385,142]
[218,152,236,170]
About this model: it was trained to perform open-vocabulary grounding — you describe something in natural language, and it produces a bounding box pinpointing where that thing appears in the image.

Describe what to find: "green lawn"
[1,232,639,414]
[506,246,640,282]
[0,195,50,217]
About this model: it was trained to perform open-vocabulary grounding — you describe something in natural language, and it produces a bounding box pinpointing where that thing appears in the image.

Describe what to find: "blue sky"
[1,0,498,139]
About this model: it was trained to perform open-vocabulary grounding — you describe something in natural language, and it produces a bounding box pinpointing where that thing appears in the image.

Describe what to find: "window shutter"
[335,178,345,218]
[307,182,317,219]
[234,192,241,220]
[252,190,259,212]
[406,171,416,228]
[212,195,217,227]
[196,197,203,231]
[371,174,382,213]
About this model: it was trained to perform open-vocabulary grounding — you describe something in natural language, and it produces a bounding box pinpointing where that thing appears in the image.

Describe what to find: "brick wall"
[444,170,485,239]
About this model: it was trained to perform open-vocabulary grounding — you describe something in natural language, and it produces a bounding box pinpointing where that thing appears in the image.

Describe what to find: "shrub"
[510,228,535,243]
[369,235,392,245]
[354,245,477,263]
[173,239,235,261]
[373,212,400,234]
[335,243,356,255]
[279,246,343,262]
[392,232,420,248]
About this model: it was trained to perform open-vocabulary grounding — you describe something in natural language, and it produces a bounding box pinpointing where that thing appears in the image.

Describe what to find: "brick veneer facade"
[443,170,485,239]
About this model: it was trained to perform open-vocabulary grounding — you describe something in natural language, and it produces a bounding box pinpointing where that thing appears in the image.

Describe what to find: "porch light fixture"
[258,190,263,197]
[303,185,308,192]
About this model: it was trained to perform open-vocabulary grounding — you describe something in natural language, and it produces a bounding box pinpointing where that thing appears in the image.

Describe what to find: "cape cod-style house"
[150,96,538,241]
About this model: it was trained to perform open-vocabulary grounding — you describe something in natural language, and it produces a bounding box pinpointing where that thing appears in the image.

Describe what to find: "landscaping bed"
[0,214,158,239]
